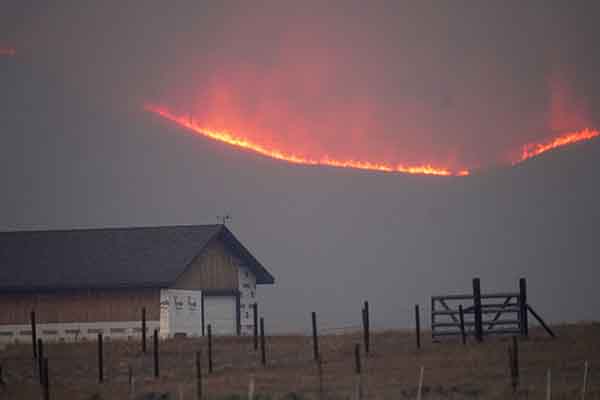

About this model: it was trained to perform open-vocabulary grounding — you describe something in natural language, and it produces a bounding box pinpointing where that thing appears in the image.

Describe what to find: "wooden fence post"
[128,365,135,398]
[42,357,49,400]
[141,307,147,354]
[37,339,44,385]
[153,329,159,379]
[508,338,519,393]
[317,356,324,400]
[546,368,552,400]
[508,346,515,393]
[363,301,370,355]
[253,303,259,351]
[260,317,266,366]
[519,278,528,337]
[459,305,466,345]
[415,304,421,349]
[354,344,361,374]
[472,278,483,342]
[207,324,213,373]
[98,333,104,383]
[354,343,363,400]
[416,366,424,400]
[527,305,556,338]
[582,361,589,400]
[248,375,255,400]
[362,308,367,354]
[312,311,320,362]
[30,311,37,360]
[196,351,202,400]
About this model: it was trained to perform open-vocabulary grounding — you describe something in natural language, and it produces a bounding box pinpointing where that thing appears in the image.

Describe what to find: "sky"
[1,1,600,332]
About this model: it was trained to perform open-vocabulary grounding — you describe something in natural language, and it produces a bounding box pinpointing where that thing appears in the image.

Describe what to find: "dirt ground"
[1,323,600,399]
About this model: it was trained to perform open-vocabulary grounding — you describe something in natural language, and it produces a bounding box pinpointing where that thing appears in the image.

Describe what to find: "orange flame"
[145,104,469,176]
[0,48,16,56]
[516,128,600,163]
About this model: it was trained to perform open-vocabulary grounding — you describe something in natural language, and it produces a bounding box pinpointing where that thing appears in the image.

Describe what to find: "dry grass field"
[1,323,600,399]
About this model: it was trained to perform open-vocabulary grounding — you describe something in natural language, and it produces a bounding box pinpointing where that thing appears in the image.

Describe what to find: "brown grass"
[1,323,600,399]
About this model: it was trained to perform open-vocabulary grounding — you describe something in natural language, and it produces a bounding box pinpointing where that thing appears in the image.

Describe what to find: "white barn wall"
[238,266,257,336]
[0,320,160,344]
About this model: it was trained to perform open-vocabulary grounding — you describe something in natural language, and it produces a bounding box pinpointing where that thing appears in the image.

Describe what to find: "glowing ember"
[0,48,16,56]
[516,128,600,163]
[145,104,468,176]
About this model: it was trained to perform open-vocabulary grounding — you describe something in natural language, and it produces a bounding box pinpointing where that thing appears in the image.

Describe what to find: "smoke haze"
[1,1,600,331]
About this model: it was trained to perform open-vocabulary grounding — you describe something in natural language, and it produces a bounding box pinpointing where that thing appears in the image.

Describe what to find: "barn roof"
[0,224,274,293]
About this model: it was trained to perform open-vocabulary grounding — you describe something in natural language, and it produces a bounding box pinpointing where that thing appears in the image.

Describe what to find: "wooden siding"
[0,289,159,325]
[172,237,240,290]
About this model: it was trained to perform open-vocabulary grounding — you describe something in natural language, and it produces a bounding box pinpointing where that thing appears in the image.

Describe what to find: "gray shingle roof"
[0,224,274,293]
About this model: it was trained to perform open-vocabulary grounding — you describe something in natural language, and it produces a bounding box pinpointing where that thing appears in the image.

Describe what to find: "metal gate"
[431,278,527,340]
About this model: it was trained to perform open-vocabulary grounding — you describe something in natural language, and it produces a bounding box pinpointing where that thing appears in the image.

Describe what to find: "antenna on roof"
[217,214,231,225]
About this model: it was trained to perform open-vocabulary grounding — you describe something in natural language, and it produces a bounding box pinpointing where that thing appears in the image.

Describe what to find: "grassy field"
[1,323,600,399]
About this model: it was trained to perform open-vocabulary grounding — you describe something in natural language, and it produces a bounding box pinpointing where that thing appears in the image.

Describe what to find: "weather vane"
[217,214,231,225]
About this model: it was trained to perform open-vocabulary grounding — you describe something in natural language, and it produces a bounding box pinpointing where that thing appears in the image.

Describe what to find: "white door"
[204,296,237,335]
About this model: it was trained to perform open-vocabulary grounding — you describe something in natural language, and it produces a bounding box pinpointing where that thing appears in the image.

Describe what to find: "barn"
[0,224,274,343]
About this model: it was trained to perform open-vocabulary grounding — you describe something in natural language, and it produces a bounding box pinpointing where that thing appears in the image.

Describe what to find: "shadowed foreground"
[1,324,599,399]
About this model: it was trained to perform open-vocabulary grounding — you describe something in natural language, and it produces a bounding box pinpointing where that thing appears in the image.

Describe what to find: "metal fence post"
[415,304,421,349]
[37,339,44,385]
[98,333,104,383]
[363,301,370,355]
[153,329,159,378]
[207,324,213,373]
[42,357,49,400]
[260,318,266,366]
[312,312,320,361]
[354,344,361,374]
[142,307,147,354]
[31,311,37,360]
[253,303,258,351]
[519,278,528,337]
[196,350,202,400]
[472,278,483,342]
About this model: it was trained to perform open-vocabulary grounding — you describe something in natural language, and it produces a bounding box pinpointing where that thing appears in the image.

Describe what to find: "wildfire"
[145,104,468,176]
[516,128,600,163]
[0,48,16,56]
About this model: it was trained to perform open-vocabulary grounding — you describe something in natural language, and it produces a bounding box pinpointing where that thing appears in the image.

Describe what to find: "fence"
[430,278,548,340]
[0,287,580,400]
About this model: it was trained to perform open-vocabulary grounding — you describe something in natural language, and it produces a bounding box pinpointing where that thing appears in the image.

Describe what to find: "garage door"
[204,295,237,335]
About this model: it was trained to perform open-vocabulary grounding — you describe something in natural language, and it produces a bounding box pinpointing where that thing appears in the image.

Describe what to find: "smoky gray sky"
[1,1,599,332]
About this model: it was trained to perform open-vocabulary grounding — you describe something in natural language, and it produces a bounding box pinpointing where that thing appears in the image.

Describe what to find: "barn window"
[174,296,184,310]
[188,296,197,308]
[245,312,249,319]
[0,332,13,337]
[88,328,104,334]
[42,330,58,335]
